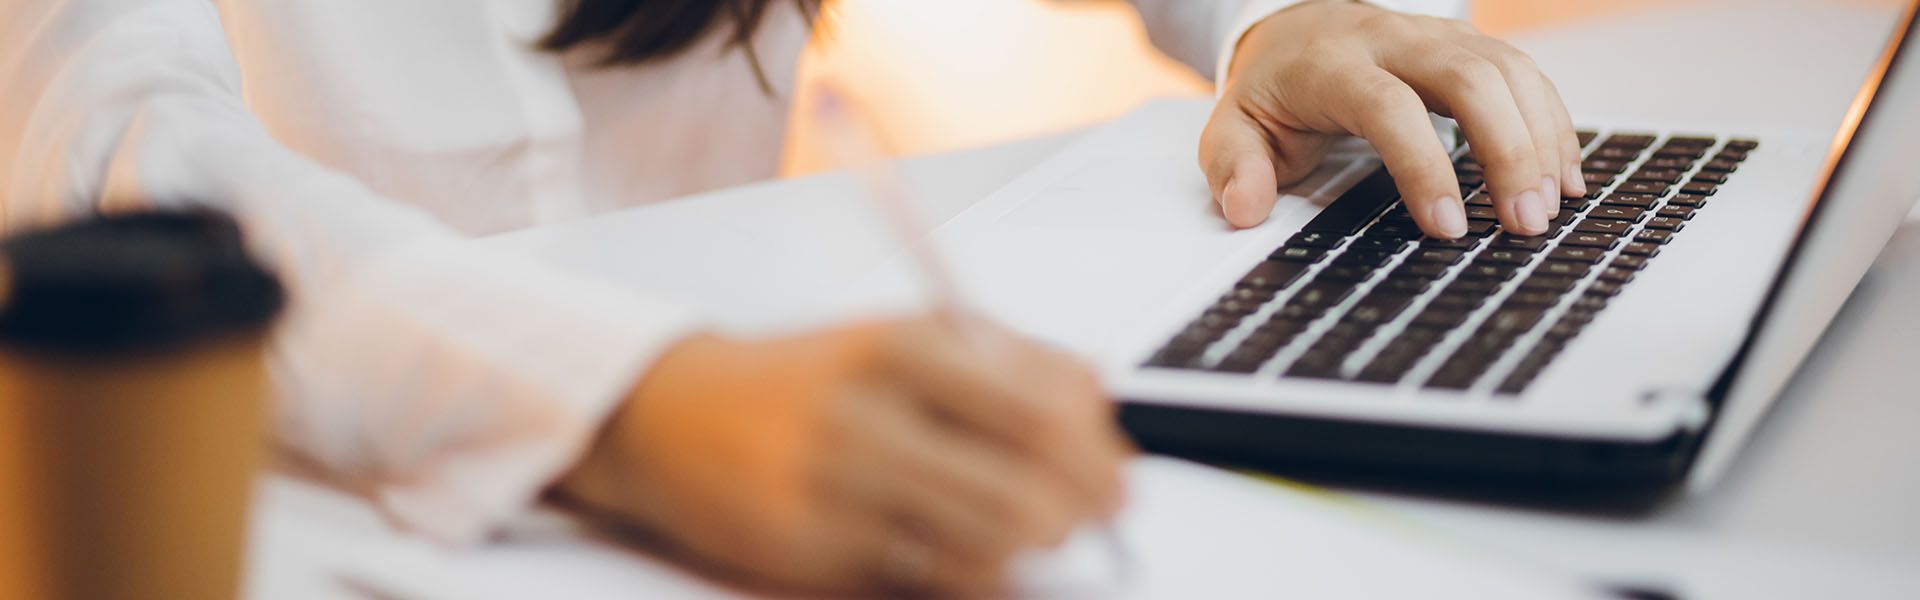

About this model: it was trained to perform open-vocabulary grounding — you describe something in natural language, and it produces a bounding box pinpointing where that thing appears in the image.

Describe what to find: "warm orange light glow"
[783,0,1904,177]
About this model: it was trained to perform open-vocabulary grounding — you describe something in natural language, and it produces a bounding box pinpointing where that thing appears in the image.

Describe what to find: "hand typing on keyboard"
[1202,2,1582,240]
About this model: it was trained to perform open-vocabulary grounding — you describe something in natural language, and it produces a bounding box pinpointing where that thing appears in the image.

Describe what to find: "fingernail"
[1514,189,1548,234]
[1539,176,1560,214]
[1428,196,1468,239]
[1566,164,1587,196]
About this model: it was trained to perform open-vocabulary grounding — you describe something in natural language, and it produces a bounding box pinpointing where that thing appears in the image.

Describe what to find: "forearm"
[3,0,696,544]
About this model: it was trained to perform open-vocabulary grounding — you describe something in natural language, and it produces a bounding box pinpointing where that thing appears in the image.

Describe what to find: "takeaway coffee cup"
[0,211,283,600]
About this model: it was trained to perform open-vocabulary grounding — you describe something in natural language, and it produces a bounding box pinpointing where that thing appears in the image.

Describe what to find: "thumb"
[1199,105,1318,229]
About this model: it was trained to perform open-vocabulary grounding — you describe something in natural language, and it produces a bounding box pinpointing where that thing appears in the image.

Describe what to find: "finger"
[1457,35,1581,212]
[1199,102,1316,229]
[824,390,1023,564]
[1538,71,1587,199]
[1324,68,1469,239]
[878,321,1126,516]
[1382,45,1550,235]
[841,387,1087,552]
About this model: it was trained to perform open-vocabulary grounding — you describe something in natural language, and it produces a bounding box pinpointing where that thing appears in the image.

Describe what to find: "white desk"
[249,2,1920,598]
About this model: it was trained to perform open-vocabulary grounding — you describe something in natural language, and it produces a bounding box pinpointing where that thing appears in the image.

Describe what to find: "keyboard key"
[1601,133,1657,147]
[1641,157,1695,170]
[1615,181,1672,196]
[1465,220,1499,237]
[1576,130,1599,147]
[1428,292,1487,311]
[1621,241,1663,257]
[1491,234,1551,252]
[1562,232,1620,249]
[1725,138,1760,151]
[1368,221,1426,239]
[1656,205,1697,220]
[1562,197,1594,211]
[1345,292,1418,326]
[1571,294,1609,313]
[1270,246,1328,263]
[1574,219,1634,236]
[1582,171,1617,186]
[1420,236,1481,251]
[1221,287,1276,304]
[1317,264,1374,283]
[1205,298,1263,318]
[1629,168,1685,185]
[1534,261,1591,278]
[1504,290,1563,308]
[1445,277,1504,296]
[1591,146,1641,160]
[1410,306,1472,329]
[1645,216,1686,231]
[1610,254,1649,271]
[1635,229,1676,245]
[1374,276,1434,295]
[1602,194,1660,209]
[1586,279,1624,297]
[1465,205,1500,222]
[1303,167,1400,235]
[1333,249,1398,268]
[1691,172,1730,185]
[1665,135,1716,146]
[1407,248,1467,265]
[1277,282,1354,317]
[1286,231,1346,250]
[1700,158,1741,172]
[1667,193,1710,208]
[1716,148,1751,162]
[1483,307,1546,334]
[1393,261,1452,279]
[1239,261,1310,290]
[1548,246,1608,264]
[1475,249,1535,266]
[1457,263,1518,281]
[1582,158,1629,173]
[1587,205,1646,222]
[1350,236,1408,254]
[1680,182,1719,196]
[1519,274,1581,294]
[1652,146,1707,160]
[1599,266,1637,283]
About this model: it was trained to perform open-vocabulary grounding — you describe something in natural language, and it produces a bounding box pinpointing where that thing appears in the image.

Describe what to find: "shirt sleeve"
[1125,0,1473,84]
[1,0,696,544]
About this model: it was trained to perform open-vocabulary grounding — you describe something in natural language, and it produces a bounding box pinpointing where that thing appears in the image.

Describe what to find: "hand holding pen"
[813,82,1138,591]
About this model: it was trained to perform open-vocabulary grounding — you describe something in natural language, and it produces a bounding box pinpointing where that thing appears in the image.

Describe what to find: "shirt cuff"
[1215,0,1308,94]
[271,239,702,544]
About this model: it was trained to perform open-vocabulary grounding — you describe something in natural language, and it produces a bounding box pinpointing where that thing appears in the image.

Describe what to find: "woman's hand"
[555,317,1131,596]
[1203,1,1583,239]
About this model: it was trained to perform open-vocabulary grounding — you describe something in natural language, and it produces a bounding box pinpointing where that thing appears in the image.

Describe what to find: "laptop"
[898,2,1920,496]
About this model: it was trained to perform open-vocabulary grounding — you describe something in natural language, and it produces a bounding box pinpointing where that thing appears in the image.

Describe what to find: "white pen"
[811,82,1134,587]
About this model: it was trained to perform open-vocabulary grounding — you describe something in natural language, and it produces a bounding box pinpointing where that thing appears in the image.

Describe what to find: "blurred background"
[781,0,1674,174]
[782,0,1896,175]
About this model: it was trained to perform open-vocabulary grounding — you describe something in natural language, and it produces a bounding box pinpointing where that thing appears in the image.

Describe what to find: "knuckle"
[1440,53,1505,92]
[1350,76,1418,117]
[1482,140,1538,171]
[1356,12,1415,37]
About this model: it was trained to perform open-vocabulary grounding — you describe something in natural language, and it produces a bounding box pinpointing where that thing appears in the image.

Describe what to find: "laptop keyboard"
[1144,131,1758,394]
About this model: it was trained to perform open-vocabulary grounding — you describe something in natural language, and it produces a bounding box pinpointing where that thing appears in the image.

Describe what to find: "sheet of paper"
[255,458,1597,599]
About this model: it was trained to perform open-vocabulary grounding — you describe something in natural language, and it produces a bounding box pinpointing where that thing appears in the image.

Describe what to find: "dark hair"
[0,210,284,357]
[542,0,817,93]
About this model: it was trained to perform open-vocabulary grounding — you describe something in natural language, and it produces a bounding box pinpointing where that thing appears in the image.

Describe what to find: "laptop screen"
[1692,0,1920,487]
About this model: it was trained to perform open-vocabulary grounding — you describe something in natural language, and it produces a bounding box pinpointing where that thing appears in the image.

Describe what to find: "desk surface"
[250,2,1920,598]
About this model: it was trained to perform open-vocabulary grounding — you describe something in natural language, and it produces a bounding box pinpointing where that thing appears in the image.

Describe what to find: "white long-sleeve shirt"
[0,0,1462,544]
